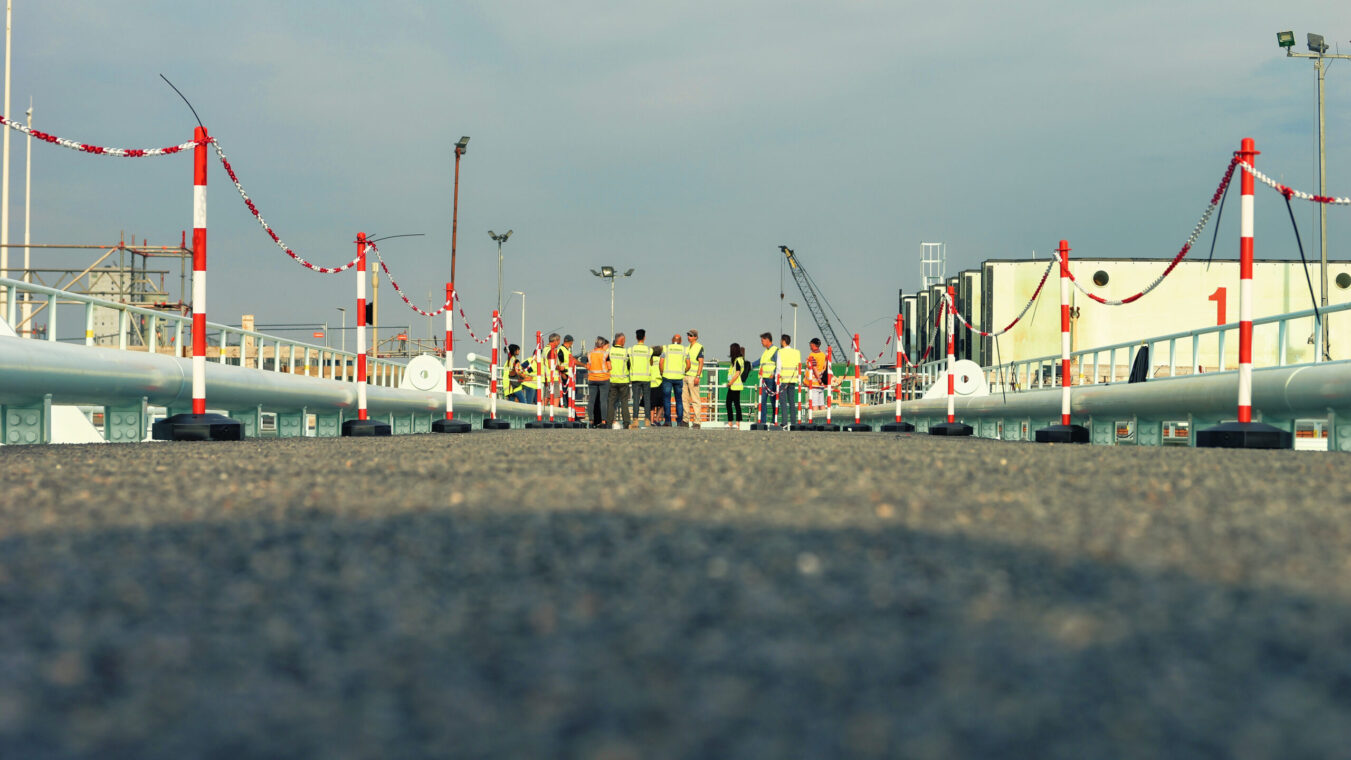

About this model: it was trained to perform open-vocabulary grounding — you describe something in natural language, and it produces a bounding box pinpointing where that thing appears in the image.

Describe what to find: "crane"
[778,245,850,361]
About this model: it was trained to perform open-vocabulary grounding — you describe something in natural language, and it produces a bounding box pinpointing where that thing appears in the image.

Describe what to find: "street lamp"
[489,229,513,319]
[1276,30,1351,358]
[336,307,346,352]
[789,302,799,345]
[590,266,634,338]
[450,136,469,286]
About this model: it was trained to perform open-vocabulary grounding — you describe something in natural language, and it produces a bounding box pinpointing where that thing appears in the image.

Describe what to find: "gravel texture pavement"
[1,429,1350,759]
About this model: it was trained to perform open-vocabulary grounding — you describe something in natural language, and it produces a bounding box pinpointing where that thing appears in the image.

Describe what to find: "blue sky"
[4,0,1349,357]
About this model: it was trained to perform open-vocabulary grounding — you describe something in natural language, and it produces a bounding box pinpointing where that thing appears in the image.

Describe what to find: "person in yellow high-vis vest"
[520,350,542,407]
[777,334,803,428]
[628,329,654,427]
[659,334,687,427]
[606,333,632,429]
[683,329,705,428]
[753,332,779,425]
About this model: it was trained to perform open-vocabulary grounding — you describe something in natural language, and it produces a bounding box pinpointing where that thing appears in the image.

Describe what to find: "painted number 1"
[1208,287,1226,326]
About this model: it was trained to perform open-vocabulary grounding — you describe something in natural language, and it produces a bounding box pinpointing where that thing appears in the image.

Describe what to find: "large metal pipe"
[0,336,557,417]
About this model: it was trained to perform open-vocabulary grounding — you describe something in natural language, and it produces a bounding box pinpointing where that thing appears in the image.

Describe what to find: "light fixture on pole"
[337,307,346,353]
[789,302,799,345]
[1276,30,1350,359]
[450,136,469,285]
[590,266,634,339]
[489,229,513,319]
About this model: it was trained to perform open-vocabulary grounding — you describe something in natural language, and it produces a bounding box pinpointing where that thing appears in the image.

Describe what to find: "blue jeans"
[663,378,684,426]
[521,387,537,405]
[759,377,778,424]
[778,383,797,426]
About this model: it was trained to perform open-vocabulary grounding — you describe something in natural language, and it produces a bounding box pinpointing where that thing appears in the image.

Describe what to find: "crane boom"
[778,246,847,361]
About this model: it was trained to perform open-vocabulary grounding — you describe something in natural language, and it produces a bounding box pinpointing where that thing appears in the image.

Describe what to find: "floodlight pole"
[1281,38,1351,358]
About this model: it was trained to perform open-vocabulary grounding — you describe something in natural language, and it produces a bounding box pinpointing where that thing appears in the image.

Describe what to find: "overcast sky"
[4,1,1349,358]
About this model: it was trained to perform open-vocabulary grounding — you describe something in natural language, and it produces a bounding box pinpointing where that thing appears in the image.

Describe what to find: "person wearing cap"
[628,329,653,427]
[587,336,611,428]
[659,333,687,427]
[683,329,705,428]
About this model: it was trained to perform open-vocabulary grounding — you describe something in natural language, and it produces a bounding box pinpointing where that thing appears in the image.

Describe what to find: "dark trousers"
[607,382,632,427]
[759,377,778,424]
[725,387,743,422]
[778,383,797,427]
[589,381,609,426]
[632,377,651,420]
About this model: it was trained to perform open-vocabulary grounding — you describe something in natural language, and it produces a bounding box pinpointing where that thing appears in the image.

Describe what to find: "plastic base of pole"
[525,420,558,429]
[929,421,973,437]
[341,419,392,437]
[1195,420,1292,450]
[1034,423,1089,443]
[749,423,780,431]
[794,423,819,432]
[432,418,473,434]
[483,418,511,430]
[151,412,245,442]
[880,421,915,433]
[814,423,841,432]
[561,420,588,429]
[844,423,872,433]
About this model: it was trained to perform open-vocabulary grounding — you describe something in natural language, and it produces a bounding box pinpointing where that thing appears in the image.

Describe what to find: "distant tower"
[921,242,946,291]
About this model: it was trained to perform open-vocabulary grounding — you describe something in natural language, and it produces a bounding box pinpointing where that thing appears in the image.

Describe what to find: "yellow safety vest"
[729,356,747,391]
[758,346,778,378]
[686,342,703,377]
[629,343,653,381]
[778,347,802,384]
[662,345,687,379]
[559,346,573,377]
[502,359,516,396]
[522,356,541,390]
[609,346,630,383]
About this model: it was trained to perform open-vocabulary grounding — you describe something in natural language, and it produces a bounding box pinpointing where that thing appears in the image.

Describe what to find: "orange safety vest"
[587,348,610,381]
[805,351,828,387]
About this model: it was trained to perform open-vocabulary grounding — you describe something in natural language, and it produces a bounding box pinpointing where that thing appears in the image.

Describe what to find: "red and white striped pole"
[845,333,870,431]
[489,310,499,420]
[568,353,579,425]
[852,335,862,425]
[946,288,956,424]
[1058,240,1072,426]
[547,343,557,425]
[1237,141,1256,424]
[534,331,544,423]
[356,234,369,421]
[880,313,913,432]
[824,346,834,427]
[190,126,208,416]
[433,284,470,432]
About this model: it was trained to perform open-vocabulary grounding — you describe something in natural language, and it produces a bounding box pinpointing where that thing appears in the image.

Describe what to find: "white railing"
[3,277,406,387]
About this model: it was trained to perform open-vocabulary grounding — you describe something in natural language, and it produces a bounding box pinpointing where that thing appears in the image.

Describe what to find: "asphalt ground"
[1,429,1350,759]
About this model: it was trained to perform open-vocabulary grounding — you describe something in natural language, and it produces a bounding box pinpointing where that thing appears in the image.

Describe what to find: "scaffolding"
[921,241,946,291]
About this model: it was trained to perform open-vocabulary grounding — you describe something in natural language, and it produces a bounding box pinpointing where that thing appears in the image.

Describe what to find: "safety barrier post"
[1036,240,1088,443]
[1198,137,1292,448]
[546,343,559,427]
[484,309,510,430]
[816,345,840,431]
[153,126,244,441]
[881,314,914,432]
[930,286,972,436]
[845,334,871,432]
[342,232,391,436]
[433,283,472,433]
[564,352,585,428]
[526,331,552,428]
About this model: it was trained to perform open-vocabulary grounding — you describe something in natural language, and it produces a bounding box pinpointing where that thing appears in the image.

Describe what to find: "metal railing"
[3,277,406,387]
[908,300,1348,395]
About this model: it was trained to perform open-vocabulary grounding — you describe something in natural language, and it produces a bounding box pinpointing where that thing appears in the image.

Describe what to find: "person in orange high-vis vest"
[805,338,828,412]
[587,337,611,428]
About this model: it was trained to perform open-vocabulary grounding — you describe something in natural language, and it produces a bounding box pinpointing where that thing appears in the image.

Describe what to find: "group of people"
[496,328,834,430]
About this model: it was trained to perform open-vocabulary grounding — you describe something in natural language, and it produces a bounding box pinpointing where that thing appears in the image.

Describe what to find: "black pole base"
[793,423,819,432]
[562,421,589,429]
[525,420,558,429]
[844,423,873,433]
[1196,420,1292,450]
[814,423,841,432]
[432,418,473,434]
[880,421,915,433]
[929,421,973,437]
[342,419,392,437]
[483,418,511,430]
[1034,423,1090,443]
[151,412,244,442]
[749,423,780,431]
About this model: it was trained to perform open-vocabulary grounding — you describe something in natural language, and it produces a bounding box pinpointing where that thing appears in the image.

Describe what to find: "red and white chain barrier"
[1241,163,1351,206]
[211,140,361,274]
[363,240,450,318]
[0,114,201,156]
[1063,157,1240,306]
[946,257,1056,338]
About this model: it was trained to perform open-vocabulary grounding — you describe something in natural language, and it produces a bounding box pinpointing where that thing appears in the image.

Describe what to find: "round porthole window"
[1092,270,1110,287]
[1337,272,1351,289]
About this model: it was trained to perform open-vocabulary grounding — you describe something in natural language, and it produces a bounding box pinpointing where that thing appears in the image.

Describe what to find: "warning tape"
[0,114,202,156]
[212,140,362,274]
[1241,163,1351,206]
[1064,157,1239,306]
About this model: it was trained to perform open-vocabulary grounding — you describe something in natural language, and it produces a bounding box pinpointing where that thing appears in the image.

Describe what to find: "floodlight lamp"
[1277,30,1295,49]
[488,230,497,238]
[590,269,602,277]
[601,266,616,278]
[623,268,635,277]
[455,135,470,154]
[504,230,513,239]
[1307,32,1328,53]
